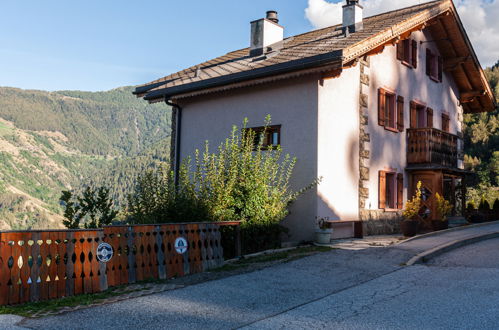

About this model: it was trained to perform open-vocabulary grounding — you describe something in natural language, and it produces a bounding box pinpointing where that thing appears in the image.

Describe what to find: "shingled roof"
[135,0,495,113]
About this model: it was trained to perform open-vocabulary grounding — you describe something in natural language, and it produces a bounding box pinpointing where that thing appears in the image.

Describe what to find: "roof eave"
[143,50,344,101]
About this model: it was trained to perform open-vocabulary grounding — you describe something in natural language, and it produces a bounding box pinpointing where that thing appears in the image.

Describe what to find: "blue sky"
[1,0,497,92]
[0,0,312,91]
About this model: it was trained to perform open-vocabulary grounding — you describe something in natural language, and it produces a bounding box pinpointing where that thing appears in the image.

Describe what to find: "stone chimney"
[343,0,363,34]
[250,11,284,57]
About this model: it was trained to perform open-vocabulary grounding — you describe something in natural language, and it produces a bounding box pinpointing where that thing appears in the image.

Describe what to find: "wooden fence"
[0,222,230,306]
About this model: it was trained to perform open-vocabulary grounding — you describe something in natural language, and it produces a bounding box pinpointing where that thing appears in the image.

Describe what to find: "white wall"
[317,66,360,221]
[365,29,464,210]
[177,77,319,242]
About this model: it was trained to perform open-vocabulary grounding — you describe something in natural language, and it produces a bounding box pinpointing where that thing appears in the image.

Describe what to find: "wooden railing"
[0,222,242,306]
[407,128,459,168]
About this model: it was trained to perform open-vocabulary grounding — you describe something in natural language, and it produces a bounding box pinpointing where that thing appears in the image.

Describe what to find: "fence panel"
[0,222,227,306]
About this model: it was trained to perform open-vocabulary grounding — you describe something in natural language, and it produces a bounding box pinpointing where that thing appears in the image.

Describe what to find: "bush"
[479,197,491,211]
[127,116,317,253]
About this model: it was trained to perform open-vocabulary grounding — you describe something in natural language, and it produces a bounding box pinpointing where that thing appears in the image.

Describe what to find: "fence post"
[235,225,241,258]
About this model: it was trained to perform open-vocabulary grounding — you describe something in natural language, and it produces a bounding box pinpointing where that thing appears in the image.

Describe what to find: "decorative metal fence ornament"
[96,242,114,263]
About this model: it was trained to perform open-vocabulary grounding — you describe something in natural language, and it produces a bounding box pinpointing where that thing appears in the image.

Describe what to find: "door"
[409,171,443,228]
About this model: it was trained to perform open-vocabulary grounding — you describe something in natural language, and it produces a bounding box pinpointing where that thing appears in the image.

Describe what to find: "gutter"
[166,100,182,186]
[144,50,344,101]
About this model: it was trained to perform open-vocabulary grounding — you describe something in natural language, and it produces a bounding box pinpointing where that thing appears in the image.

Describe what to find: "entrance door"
[409,171,443,228]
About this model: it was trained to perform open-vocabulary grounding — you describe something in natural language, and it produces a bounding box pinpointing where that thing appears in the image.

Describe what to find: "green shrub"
[479,197,491,211]
[128,116,317,253]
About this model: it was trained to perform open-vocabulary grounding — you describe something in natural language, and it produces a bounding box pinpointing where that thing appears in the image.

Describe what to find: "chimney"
[342,0,363,34]
[250,11,284,57]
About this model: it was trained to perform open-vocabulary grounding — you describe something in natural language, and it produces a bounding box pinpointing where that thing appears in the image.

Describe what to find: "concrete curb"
[406,231,499,266]
[397,220,499,246]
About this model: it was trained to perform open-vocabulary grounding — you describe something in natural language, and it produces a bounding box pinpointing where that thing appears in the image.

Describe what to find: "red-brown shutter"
[379,171,387,209]
[426,108,433,128]
[411,40,418,68]
[396,41,403,61]
[378,88,386,127]
[397,173,404,210]
[410,101,417,128]
[397,95,405,132]
[438,56,443,82]
[426,49,432,76]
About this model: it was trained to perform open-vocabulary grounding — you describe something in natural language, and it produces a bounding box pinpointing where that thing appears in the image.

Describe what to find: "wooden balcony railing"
[407,128,459,168]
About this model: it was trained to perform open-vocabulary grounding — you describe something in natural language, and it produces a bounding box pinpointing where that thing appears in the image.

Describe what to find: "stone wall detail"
[358,56,371,212]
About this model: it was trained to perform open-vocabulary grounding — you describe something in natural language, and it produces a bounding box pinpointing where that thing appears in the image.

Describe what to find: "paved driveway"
[18,229,499,329]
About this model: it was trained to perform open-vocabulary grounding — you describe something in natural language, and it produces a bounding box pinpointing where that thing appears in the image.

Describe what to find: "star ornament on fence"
[96,242,114,263]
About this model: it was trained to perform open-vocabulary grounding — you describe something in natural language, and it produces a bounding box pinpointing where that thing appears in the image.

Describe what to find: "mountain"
[0,86,171,230]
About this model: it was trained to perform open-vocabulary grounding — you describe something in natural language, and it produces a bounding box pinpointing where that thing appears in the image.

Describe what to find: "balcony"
[407,128,459,168]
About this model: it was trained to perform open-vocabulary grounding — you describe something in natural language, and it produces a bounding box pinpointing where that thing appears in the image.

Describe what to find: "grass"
[0,121,13,136]
[0,289,126,317]
[213,246,332,272]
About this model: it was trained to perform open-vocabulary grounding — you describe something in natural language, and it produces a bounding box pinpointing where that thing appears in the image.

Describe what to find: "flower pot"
[431,220,449,231]
[315,229,333,245]
[400,220,419,237]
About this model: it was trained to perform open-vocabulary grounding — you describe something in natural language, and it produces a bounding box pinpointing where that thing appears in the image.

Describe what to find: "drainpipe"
[166,99,182,187]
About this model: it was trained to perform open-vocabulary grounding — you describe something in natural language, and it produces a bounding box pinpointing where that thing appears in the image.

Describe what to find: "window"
[442,113,450,132]
[245,125,281,150]
[426,48,443,82]
[379,171,404,210]
[397,39,418,68]
[410,101,430,129]
[378,88,404,132]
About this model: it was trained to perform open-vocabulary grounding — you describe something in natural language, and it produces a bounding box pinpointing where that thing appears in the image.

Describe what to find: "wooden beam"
[460,90,485,99]
[444,56,471,71]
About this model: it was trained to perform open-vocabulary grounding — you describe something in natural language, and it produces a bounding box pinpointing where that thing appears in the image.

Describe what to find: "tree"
[60,187,118,229]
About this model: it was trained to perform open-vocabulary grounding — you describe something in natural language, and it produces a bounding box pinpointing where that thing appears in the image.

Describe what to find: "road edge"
[406,231,499,266]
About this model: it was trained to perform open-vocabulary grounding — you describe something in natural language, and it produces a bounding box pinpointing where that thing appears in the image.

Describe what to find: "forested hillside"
[0,86,170,230]
[464,60,499,205]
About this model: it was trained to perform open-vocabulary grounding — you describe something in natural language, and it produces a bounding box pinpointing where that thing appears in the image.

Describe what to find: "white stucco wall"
[365,29,464,211]
[176,77,319,243]
[317,66,360,221]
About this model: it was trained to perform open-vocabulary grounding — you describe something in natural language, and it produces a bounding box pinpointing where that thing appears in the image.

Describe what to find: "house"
[134,0,496,243]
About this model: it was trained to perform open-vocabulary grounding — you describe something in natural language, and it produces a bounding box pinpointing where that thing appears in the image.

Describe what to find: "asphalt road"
[19,236,499,329]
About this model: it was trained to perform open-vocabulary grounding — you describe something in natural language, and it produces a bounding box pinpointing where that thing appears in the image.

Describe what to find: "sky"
[0,0,497,92]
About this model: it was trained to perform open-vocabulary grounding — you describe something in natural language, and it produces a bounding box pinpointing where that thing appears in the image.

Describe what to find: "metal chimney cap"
[266,10,279,24]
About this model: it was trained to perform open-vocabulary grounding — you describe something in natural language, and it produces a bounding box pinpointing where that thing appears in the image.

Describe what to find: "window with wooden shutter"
[397,96,404,132]
[442,113,450,132]
[410,101,417,128]
[411,40,418,68]
[378,88,386,127]
[379,171,387,209]
[426,48,432,76]
[397,173,404,210]
[426,108,433,128]
[438,56,443,82]
[396,42,404,61]
[426,48,442,83]
[397,39,417,69]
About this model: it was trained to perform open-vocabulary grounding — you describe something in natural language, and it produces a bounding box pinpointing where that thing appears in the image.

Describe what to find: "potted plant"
[433,193,452,231]
[401,181,422,237]
[315,216,332,245]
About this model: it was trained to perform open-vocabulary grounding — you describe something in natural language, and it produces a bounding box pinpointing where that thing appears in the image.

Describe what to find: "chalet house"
[135,0,496,243]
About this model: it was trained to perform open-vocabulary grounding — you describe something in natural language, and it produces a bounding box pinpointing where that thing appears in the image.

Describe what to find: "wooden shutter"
[379,171,387,209]
[426,108,433,128]
[410,101,417,128]
[396,41,403,61]
[438,56,443,82]
[397,173,404,210]
[378,88,386,127]
[397,95,405,132]
[411,40,418,68]
[426,49,432,76]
